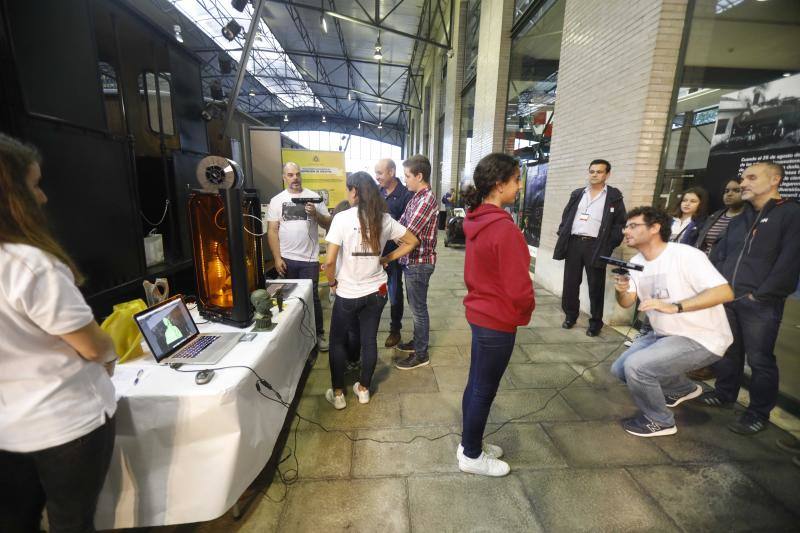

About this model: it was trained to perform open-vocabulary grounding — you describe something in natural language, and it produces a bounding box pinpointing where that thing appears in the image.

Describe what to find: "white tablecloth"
[95,280,316,529]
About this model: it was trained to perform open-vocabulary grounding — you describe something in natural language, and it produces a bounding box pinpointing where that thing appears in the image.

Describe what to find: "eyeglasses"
[623,222,649,230]
[724,188,741,193]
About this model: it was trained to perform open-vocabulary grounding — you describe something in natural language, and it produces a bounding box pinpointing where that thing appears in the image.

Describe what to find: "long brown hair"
[346,171,387,254]
[0,133,84,284]
[670,186,708,221]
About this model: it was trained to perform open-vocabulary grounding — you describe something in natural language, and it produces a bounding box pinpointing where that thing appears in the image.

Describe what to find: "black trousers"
[329,292,387,390]
[561,236,606,330]
[0,416,115,533]
[284,258,324,336]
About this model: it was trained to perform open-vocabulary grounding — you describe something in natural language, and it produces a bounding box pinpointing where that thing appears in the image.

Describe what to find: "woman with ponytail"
[323,172,419,409]
[457,153,535,477]
[0,133,118,532]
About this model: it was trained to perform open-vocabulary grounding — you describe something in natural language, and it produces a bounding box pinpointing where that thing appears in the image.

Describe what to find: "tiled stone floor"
[123,233,800,532]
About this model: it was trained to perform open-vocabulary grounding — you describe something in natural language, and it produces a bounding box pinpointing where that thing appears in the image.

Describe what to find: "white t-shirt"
[671,217,691,241]
[325,207,407,298]
[628,243,733,356]
[266,188,331,262]
[0,244,117,453]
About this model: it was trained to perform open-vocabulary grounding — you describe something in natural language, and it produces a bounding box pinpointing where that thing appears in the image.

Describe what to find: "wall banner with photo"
[705,73,800,202]
[520,162,548,251]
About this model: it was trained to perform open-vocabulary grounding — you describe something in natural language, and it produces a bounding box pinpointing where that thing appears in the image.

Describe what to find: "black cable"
[182,276,642,498]
[287,295,317,342]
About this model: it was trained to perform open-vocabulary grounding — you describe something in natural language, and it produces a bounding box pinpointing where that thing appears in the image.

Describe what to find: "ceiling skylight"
[172,0,321,109]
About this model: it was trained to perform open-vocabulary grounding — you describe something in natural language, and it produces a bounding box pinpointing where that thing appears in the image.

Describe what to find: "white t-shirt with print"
[0,244,117,453]
[628,242,733,356]
[325,207,407,298]
[266,188,331,262]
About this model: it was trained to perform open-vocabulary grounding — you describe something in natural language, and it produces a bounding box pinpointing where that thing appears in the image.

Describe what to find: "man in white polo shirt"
[610,206,734,437]
[267,162,332,350]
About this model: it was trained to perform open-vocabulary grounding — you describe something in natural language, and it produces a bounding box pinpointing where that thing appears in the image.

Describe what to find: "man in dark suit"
[553,159,626,336]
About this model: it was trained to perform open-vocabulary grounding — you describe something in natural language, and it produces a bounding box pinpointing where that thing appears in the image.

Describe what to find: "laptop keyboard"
[174,336,219,359]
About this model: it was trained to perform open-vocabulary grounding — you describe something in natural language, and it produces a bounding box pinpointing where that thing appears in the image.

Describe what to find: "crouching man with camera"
[610,206,734,437]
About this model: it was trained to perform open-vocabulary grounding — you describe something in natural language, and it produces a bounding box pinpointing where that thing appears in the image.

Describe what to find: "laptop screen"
[135,297,199,362]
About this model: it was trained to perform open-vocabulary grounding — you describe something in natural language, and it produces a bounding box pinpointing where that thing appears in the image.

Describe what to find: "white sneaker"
[353,382,370,404]
[317,335,329,352]
[457,442,503,460]
[458,452,510,477]
[325,389,346,410]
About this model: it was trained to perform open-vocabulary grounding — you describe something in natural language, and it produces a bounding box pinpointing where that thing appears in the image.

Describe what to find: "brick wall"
[535,0,688,324]
[469,0,515,169]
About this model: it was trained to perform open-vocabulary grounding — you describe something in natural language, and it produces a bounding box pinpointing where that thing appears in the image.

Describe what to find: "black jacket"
[675,217,705,245]
[710,198,800,302]
[694,208,727,251]
[553,185,626,268]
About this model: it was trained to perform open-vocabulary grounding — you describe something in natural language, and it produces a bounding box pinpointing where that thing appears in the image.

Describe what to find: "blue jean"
[386,260,404,332]
[611,332,719,426]
[461,323,516,459]
[329,291,387,390]
[284,258,324,335]
[712,297,784,420]
[0,416,115,533]
[403,263,435,358]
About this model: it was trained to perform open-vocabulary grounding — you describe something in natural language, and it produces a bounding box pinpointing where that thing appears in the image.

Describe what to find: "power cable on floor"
[177,279,641,504]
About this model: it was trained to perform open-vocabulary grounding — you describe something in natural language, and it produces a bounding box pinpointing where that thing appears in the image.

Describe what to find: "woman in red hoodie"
[458,153,535,477]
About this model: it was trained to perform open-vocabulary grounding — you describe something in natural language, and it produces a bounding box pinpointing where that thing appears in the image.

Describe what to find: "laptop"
[265,281,297,298]
[134,295,243,365]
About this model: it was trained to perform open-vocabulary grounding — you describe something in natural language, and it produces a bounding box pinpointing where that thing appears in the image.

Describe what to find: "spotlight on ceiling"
[348,91,352,101]
[201,102,223,122]
[358,122,362,129]
[378,122,382,129]
[377,102,382,108]
[173,24,183,43]
[783,72,792,77]
[321,16,328,33]
[321,115,327,123]
[373,35,383,61]
[231,0,249,12]
[210,80,224,100]
[222,20,242,41]
[248,89,255,97]
[284,114,289,122]
[218,56,233,74]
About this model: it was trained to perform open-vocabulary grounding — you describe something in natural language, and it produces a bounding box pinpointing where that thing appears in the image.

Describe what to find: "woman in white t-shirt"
[0,134,119,532]
[323,172,419,409]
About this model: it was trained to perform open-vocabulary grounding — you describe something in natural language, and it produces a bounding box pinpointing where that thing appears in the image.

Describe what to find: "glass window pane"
[463,1,481,84]
[658,0,800,211]
[140,71,175,136]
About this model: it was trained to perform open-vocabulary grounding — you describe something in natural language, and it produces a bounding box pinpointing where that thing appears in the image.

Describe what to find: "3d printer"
[188,156,264,327]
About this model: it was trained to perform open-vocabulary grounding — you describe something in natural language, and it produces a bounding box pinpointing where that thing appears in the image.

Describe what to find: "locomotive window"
[139,71,175,136]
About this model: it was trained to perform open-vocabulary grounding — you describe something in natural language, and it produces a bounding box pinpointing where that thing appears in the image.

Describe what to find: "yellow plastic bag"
[101,299,148,364]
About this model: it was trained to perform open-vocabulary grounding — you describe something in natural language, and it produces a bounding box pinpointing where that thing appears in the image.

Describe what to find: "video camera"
[291,197,323,204]
[599,255,644,276]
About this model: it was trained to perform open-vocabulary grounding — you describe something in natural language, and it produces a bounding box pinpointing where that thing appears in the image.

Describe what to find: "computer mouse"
[195,369,214,385]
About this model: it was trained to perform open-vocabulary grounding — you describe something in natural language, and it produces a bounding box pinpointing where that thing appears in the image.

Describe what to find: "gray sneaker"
[394,352,430,370]
[665,384,704,408]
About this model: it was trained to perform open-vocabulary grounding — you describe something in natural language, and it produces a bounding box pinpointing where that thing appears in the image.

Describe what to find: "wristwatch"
[673,302,683,313]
